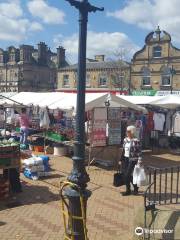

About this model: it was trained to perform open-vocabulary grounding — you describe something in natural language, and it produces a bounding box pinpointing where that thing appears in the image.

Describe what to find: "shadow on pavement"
[1,181,60,210]
[162,210,180,240]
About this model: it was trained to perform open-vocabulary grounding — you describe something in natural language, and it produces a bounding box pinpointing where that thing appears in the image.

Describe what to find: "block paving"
[0,150,180,240]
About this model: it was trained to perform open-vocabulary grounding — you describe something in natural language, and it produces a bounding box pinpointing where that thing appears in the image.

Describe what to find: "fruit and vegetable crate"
[0,145,20,168]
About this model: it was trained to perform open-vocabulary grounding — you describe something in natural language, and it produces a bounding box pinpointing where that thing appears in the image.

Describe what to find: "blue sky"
[0,0,180,63]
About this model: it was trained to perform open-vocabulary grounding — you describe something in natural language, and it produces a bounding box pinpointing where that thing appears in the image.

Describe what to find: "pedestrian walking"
[19,108,30,145]
[120,125,142,196]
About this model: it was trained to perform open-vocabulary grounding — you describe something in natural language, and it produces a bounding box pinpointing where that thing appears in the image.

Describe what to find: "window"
[99,74,107,87]
[86,73,91,87]
[9,54,15,62]
[161,67,171,86]
[141,67,151,86]
[63,74,69,87]
[153,46,162,58]
[10,70,14,81]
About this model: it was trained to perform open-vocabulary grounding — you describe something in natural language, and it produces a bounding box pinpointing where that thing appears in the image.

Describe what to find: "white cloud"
[0,0,22,19]
[0,0,43,42]
[29,22,43,32]
[107,0,180,42]
[53,31,139,63]
[28,0,66,24]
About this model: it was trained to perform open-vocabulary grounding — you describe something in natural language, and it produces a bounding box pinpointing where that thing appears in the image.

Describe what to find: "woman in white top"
[120,125,142,196]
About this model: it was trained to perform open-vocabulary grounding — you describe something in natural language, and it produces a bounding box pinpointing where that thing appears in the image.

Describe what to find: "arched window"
[153,46,162,58]
[141,67,151,86]
[161,66,171,86]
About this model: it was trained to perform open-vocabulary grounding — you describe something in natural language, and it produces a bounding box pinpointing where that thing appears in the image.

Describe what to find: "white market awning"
[85,93,147,113]
[149,95,180,109]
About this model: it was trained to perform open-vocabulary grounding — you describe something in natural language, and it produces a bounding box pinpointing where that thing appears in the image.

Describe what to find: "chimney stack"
[95,55,105,62]
[38,42,47,65]
[57,46,66,68]
[20,45,33,63]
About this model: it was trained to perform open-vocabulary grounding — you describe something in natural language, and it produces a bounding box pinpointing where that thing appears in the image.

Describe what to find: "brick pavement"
[0,151,180,240]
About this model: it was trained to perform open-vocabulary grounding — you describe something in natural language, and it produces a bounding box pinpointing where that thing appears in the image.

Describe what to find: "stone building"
[0,43,67,92]
[57,55,130,93]
[131,27,180,94]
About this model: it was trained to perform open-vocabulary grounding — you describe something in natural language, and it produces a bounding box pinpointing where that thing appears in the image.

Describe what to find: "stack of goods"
[0,177,9,200]
[23,155,50,180]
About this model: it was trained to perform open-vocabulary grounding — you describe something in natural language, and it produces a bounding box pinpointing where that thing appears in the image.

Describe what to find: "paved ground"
[0,150,180,240]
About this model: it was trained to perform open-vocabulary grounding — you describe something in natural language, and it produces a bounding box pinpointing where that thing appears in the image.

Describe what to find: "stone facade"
[0,43,67,92]
[131,27,180,92]
[57,55,130,93]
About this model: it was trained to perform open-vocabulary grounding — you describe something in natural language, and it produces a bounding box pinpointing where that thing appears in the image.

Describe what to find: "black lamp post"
[170,65,176,94]
[64,1,104,240]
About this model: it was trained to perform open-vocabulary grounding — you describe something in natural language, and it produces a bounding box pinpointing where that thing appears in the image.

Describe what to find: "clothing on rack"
[39,108,50,129]
[6,108,15,124]
[173,112,180,133]
[153,113,165,131]
[147,111,154,132]
[165,110,173,134]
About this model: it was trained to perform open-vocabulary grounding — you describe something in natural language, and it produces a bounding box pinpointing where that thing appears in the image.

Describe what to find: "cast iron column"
[64,1,104,240]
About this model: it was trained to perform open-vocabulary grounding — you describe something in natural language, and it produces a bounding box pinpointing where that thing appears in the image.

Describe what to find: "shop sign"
[132,90,157,96]
[156,91,180,96]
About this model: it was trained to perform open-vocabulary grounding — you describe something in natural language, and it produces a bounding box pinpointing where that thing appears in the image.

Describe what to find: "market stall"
[85,94,147,166]
[148,95,180,152]
[0,96,24,198]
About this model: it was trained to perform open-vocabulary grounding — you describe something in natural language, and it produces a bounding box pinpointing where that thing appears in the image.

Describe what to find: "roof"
[59,60,130,71]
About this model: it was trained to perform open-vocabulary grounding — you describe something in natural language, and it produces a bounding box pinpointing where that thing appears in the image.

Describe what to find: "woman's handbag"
[113,172,125,187]
[113,158,125,187]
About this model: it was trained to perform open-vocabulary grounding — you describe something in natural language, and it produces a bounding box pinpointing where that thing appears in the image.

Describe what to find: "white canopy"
[0,93,24,108]
[4,92,106,111]
[118,95,163,105]
[1,92,147,112]
[149,95,180,109]
[85,93,147,113]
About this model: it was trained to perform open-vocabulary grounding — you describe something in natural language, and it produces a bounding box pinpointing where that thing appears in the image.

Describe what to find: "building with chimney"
[57,54,130,94]
[0,42,68,92]
[131,27,180,95]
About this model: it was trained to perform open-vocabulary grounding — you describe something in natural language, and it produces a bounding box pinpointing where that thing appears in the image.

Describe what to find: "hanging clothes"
[39,108,50,129]
[6,108,15,124]
[165,110,173,134]
[173,112,180,133]
[153,112,165,131]
[147,111,154,132]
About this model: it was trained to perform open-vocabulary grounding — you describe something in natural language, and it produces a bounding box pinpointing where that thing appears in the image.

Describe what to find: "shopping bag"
[113,172,125,187]
[137,167,148,187]
[133,164,141,185]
